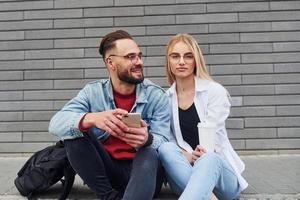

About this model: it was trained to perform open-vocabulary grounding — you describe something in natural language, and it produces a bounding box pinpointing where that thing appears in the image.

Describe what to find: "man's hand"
[81,109,129,138]
[119,120,148,148]
[192,145,206,162]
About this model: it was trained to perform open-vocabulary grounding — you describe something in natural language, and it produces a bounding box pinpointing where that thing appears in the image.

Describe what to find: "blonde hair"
[165,33,211,85]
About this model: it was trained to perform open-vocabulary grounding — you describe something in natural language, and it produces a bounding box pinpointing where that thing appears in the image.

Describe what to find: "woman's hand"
[192,145,206,161]
[182,150,194,164]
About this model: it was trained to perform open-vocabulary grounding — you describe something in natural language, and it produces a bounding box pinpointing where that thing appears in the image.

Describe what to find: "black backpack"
[14,141,76,200]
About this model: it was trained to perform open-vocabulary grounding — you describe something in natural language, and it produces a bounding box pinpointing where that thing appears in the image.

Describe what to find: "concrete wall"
[0,0,299,155]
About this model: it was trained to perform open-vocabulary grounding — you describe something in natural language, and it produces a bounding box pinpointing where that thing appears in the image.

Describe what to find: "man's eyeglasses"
[109,52,145,64]
[169,53,195,64]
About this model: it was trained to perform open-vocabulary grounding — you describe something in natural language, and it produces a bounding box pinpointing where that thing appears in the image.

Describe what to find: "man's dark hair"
[99,30,133,59]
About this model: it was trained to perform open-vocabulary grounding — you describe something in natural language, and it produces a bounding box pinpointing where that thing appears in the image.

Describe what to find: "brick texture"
[0,0,299,154]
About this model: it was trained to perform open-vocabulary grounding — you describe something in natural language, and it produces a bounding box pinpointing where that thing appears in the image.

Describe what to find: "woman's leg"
[179,152,240,200]
[158,142,192,195]
[213,154,241,200]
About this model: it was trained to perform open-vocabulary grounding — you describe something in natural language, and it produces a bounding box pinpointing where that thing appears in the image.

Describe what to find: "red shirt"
[103,89,136,159]
[78,88,138,159]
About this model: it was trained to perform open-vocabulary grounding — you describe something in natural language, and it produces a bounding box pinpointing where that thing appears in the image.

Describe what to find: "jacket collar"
[105,78,148,104]
[168,76,210,96]
[135,82,148,104]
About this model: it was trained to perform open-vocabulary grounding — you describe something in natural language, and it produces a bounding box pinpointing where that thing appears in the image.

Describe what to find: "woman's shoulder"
[195,77,228,97]
[196,78,231,105]
[209,80,226,91]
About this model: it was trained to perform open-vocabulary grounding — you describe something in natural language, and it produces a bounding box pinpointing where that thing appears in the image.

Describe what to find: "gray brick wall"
[0,0,299,154]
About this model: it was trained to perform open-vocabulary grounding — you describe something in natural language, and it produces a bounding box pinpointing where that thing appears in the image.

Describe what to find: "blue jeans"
[158,142,240,200]
[64,131,163,200]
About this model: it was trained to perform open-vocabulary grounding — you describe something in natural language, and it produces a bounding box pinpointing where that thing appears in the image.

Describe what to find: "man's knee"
[136,147,159,173]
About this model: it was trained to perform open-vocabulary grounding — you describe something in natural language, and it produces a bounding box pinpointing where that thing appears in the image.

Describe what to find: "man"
[49,30,170,200]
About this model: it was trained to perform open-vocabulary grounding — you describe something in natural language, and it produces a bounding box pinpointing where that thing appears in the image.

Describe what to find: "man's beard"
[117,66,144,84]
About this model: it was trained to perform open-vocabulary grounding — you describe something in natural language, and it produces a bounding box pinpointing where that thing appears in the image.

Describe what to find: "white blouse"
[167,77,248,192]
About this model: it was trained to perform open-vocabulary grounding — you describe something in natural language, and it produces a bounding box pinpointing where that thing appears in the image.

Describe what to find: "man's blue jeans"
[64,132,163,200]
[158,142,241,200]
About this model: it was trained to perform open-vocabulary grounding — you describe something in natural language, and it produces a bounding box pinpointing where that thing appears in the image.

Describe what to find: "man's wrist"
[143,132,153,147]
[80,113,95,130]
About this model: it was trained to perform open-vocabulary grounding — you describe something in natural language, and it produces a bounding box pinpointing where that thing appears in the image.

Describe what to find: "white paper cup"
[197,122,216,152]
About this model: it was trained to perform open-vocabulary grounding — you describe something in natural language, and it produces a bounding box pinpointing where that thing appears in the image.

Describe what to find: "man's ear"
[105,57,116,71]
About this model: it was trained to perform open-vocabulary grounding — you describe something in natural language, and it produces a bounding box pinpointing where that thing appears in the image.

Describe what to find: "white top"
[167,76,248,192]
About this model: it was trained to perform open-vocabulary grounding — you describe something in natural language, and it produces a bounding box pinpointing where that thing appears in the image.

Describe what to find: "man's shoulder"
[141,79,166,93]
[84,79,108,88]
[79,79,110,96]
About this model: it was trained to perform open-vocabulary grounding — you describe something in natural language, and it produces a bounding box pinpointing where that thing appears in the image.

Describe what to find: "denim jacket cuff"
[143,133,153,147]
[69,112,86,137]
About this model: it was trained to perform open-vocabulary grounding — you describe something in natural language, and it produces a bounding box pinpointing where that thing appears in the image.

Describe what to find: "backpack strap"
[58,164,76,200]
[55,140,64,148]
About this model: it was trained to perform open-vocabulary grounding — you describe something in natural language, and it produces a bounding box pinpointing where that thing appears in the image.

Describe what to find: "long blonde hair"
[165,33,211,85]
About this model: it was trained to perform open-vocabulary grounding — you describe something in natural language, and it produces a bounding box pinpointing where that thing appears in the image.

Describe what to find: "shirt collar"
[168,76,210,96]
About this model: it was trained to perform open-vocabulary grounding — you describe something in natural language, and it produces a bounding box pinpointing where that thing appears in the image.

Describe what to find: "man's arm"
[148,91,171,149]
[49,84,129,140]
[81,109,129,138]
[49,85,92,140]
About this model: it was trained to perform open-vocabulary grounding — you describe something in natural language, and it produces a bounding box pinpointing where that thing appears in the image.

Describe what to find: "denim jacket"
[49,78,170,149]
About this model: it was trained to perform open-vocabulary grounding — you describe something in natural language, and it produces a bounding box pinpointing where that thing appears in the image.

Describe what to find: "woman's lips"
[176,67,188,71]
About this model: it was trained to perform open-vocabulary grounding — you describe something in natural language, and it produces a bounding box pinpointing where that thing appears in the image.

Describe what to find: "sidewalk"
[0,154,300,200]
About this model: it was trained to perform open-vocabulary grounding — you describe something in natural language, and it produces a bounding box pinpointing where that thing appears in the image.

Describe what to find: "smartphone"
[122,113,141,128]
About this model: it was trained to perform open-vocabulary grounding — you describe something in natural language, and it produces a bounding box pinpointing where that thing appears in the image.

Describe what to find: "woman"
[158,33,248,200]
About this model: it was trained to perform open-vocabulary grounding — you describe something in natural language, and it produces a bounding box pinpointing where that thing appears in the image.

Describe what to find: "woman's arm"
[205,83,231,128]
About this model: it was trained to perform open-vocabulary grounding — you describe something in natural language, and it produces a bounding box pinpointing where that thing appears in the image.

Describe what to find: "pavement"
[0,154,300,200]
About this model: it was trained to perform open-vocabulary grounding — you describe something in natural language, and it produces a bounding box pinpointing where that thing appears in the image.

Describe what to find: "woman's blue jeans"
[158,142,241,200]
